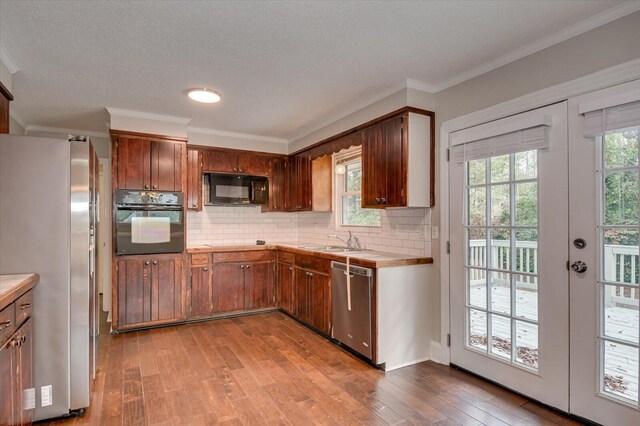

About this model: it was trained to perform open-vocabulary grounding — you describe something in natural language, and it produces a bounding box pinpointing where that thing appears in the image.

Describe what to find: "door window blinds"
[582,100,640,138]
[451,125,548,163]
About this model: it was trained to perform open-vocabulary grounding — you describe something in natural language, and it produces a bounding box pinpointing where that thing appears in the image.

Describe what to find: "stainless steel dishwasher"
[331,261,373,359]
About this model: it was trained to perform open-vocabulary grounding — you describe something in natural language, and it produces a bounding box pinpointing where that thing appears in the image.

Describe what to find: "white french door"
[568,80,640,425]
[450,102,570,410]
[450,81,640,424]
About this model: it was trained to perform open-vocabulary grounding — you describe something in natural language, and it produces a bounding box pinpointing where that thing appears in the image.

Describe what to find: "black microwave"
[205,173,269,206]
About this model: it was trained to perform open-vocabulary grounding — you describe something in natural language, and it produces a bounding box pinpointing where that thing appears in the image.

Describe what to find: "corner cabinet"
[286,154,312,211]
[112,131,187,191]
[114,254,184,331]
[361,110,433,208]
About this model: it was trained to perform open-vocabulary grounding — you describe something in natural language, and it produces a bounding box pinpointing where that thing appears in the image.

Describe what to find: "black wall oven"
[115,190,184,255]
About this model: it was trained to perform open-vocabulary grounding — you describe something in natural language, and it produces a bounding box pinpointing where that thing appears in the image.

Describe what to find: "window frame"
[334,152,380,229]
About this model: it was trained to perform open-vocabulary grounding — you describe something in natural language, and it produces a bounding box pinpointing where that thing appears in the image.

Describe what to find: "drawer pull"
[203,267,208,272]
[152,260,158,265]
[0,320,12,330]
[19,303,32,311]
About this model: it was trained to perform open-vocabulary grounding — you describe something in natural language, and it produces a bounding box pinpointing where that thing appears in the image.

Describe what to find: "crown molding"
[406,78,437,93]
[105,107,192,124]
[188,126,288,144]
[25,124,109,139]
[431,0,640,93]
[0,43,19,74]
[9,110,26,128]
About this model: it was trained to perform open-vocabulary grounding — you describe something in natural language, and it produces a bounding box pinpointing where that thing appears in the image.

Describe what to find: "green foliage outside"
[343,162,380,226]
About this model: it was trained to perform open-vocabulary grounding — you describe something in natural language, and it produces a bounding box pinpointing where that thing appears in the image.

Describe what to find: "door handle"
[571,260,587,273]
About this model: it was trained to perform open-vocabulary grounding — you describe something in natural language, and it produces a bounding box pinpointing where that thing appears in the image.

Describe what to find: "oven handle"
[116,205,183,211]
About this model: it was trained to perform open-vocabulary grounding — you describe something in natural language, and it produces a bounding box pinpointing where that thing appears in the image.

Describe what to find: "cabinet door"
[116,258,151,326]
[277,262,295,314]
[213,263,245,313]
[244,261,274,309]
[309,272,330,334]
[151,141,184,192]
[286,156,298,210]
[294,268,310,323]
[288,155,312,211]
[116,137,151,190]
[380,116,405,207]
[267,158,286,212]
[238,154,270,176]
[299,154,312,211]
[204,150,238,173]
[0,335,16,426]
[361,124,382,208]
[17,318,33,425]
[187,149,202,211]
[151,256,183,322]
[190,265,212,318]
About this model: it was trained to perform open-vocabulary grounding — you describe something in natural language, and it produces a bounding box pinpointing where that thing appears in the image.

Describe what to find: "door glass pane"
[490,271,510,315]
[603,341,639,403]
[515,320,539,369]
[603,284,639,344]
[468,308,487,350]
[491,185,510,226]
[603,228,639,285]
[468,269,487,309]
[465,150,539,371]
[604,171,639,225]
[490,314,511,360]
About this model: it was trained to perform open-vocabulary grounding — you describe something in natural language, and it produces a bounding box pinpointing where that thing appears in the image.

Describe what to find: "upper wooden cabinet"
[287,153,312,211]
[204,149,271,176]
[311,155,333,212]
[112,131,187,192]
[361,111,433,208]
[186,148,203,210]
[0,81,13,134]
[265,157,287,212]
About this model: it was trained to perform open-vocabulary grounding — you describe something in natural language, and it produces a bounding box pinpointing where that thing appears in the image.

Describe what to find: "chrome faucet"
[328,231,361,250]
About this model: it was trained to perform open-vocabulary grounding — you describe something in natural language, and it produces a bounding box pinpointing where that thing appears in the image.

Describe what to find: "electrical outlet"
[431,225,439,240]
[41,385,53,407]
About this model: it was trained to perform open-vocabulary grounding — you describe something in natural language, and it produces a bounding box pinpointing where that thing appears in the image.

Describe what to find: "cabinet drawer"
[278,251,294,265]
[213,250,274,263]
[191,253,210,266]
[0,303,15,344]
[295,254,330,275]
[15,290,33,326]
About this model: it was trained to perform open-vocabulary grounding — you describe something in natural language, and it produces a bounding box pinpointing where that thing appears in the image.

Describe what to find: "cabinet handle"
[144,261,150,265]
[144,184,149,189]
[152,260,158,265]
[19,303,31,311]
[289,267,292,271]
[153,185,157,190]
[240,265,245,269]
[0,320,11,330]
[192,203,197,208]
[233,167,238,172]
[375,197,381,203]
[10,338,20,348]
[203,267,208,272]
[246,265,251,269]
[309,272,314,277]
[20,335,26,344]
[381,197,387,204]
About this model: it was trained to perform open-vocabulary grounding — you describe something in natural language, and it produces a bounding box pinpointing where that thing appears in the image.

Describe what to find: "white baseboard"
[430,341,445,364]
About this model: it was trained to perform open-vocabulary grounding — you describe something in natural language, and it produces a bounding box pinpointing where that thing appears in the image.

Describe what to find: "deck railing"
[469,240,639,307]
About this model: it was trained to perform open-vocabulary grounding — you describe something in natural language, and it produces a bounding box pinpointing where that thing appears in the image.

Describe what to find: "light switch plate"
[431,225,439,240]
[41,385,53,407]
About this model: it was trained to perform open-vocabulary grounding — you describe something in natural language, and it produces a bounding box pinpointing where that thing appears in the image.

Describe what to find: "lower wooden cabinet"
[1,316,34,426]
[292,254,331,335]
[188,251,275,319]
[115,254,184,330]
[277,261,295,314]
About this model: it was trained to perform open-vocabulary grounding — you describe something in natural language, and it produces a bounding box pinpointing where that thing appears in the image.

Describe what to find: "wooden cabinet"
[115,254,184,330]
[112,132,186,191]
[311,155,332,212]
[361,111,433,208]
[187,148,203,211]
[0,81,13,134]
[264,157,287,212]
[290,253,331,334]
[276,252,295,314]
[204,149,272,176]
[287,154,312,211]
[188,250,275,318]
[1,286,35,426]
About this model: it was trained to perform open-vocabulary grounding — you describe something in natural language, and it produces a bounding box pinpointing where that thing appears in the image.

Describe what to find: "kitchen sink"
[299,245,366,253]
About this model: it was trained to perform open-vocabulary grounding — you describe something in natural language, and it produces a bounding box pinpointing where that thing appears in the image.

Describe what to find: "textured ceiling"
[0,0,632,140]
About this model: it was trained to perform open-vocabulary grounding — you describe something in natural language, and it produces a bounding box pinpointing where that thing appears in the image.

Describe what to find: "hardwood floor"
[41,311,582,426]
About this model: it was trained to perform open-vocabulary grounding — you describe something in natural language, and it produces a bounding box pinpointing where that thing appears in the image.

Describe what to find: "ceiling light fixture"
[187,88,222,104]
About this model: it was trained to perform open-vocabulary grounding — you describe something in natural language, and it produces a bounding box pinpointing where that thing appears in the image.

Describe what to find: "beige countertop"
[187,243,432,268]
[0,274,39,311]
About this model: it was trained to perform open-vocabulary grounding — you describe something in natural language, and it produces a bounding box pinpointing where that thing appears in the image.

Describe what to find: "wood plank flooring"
[40,311,582,426]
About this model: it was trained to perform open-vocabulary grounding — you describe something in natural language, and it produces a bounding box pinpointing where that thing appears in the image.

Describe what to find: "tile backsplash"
[187,206,432,257]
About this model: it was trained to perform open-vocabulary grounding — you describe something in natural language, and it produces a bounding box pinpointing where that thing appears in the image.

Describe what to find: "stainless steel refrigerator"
[0,134,98,421]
